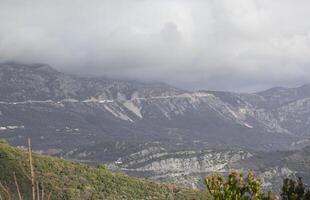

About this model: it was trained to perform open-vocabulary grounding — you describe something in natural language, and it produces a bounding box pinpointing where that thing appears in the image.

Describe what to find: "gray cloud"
[1,0,310,91]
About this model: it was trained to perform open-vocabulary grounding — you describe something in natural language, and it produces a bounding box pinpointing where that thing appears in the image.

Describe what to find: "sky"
[1,0,310,92]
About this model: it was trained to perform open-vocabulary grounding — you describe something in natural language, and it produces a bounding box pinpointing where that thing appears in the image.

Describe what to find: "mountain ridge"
[1,61,310,190]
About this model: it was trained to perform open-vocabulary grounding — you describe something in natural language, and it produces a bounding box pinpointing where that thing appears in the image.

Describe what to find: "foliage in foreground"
[205,172,310,200]
[0,140,209,200]
[205,172,275,200]
[281,177,310,200]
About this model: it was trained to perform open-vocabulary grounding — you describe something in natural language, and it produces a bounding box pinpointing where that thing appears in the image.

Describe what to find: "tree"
[281,177,310,200]
[204,171,275,200]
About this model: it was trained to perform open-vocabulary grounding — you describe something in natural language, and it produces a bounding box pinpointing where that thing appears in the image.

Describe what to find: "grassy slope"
[0,140,210,200]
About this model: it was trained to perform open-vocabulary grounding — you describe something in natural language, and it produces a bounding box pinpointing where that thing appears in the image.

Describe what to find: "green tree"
[204,171,275,200]
[281,177,310,200]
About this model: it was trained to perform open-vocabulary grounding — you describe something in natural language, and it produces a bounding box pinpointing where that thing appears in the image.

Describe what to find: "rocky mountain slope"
[104,142,310,192]
[1,62,310,190]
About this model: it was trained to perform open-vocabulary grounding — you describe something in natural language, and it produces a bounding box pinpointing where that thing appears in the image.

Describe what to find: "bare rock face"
[1,61,310,191]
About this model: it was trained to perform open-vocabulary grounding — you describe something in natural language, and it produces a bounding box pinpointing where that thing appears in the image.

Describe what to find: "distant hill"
[0,140,209,199]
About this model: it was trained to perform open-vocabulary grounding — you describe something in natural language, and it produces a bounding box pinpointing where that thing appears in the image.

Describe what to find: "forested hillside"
[0,140,209,200]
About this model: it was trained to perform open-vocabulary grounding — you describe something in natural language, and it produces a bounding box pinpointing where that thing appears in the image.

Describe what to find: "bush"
[204,171,275,200]
[281,177,310,200]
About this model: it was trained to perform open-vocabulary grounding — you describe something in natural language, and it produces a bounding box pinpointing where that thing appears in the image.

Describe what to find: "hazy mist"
[1,0,310,91]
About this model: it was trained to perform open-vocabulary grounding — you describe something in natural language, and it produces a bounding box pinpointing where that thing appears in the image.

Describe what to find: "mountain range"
[0,61,310,191]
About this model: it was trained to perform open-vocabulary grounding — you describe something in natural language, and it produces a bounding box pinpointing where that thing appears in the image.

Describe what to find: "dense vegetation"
[205,172,310,200]
[281,177,310,200]
[0,140,209,200]
[205,172,273,200]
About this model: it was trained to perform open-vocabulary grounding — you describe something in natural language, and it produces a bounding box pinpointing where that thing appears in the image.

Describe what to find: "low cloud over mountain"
[1,0,310,91]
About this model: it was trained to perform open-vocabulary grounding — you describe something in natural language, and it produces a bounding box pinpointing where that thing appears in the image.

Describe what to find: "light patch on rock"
[291,139,310,147]
[123,101,143,118]
[244,123,253,128]
[61,98,79,102]
[104,104,134,122]
[7,125,24,129]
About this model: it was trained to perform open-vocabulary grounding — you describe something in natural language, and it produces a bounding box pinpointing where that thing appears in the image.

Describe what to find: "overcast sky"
[1,0,310,91]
